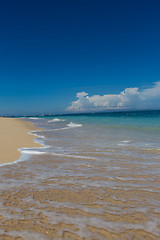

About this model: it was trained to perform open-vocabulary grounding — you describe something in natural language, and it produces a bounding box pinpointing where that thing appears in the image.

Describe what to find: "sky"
[0,0,160,115]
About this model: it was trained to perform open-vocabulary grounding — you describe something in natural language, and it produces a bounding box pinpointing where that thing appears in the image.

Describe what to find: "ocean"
[0,110,160,239]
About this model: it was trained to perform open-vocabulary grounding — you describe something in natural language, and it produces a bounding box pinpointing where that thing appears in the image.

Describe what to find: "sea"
[0,110,160,239]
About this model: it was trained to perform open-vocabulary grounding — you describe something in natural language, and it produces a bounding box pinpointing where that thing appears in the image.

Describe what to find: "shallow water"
[0,111,160,239]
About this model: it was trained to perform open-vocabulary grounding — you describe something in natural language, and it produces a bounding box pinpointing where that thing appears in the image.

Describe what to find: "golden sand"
[0,118,41,164]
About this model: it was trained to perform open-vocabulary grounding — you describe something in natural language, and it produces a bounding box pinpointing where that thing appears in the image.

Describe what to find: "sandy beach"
[0,118,41,165]
[0,117,160,239]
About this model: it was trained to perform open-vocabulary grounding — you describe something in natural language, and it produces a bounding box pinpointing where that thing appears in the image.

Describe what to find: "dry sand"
[0,118,41,164]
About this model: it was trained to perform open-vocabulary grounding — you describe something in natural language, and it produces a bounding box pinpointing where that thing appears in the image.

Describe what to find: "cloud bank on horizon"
[67,81,160,112]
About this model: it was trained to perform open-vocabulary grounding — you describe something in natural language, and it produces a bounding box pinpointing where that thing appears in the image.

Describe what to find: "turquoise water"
[28,110,160,150]
[33,110,160,131]
[18,110,160,170]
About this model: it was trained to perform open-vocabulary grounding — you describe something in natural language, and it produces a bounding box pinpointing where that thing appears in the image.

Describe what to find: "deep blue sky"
[0,0,160,115]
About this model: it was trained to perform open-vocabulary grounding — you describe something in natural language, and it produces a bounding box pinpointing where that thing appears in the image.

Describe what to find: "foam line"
[48,118,65,123]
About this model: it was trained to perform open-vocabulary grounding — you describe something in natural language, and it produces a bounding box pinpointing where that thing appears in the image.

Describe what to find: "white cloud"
[67,81,160,112]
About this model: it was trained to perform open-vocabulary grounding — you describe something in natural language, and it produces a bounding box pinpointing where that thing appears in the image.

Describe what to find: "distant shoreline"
[2,109,160,118]
[0,118,42,165]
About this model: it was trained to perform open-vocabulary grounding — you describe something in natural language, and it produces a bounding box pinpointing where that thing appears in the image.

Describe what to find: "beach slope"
[0,118,41,164]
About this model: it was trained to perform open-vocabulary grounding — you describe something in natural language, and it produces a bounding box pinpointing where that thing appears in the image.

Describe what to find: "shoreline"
[0,117,160,239]
[0,118,42,165]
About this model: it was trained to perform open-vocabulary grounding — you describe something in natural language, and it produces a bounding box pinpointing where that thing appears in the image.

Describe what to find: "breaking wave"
[66,122,82,128]
[48,118,65,123]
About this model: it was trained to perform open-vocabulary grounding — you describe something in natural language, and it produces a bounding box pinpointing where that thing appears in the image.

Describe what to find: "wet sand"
[0,154,160,239]
[0,118,41,164]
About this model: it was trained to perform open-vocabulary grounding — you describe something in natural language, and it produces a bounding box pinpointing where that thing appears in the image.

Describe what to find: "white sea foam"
[117,140,131,146]
[50,152,95,159]
[29,131,45,139]
[48,118,65,123]
[20,150,47,155]
[67,122,83,128]
[28,117,40,120]
[45,122,83,131]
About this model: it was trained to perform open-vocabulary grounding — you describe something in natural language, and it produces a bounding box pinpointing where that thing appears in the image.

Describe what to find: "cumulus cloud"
[67,81,160,112]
